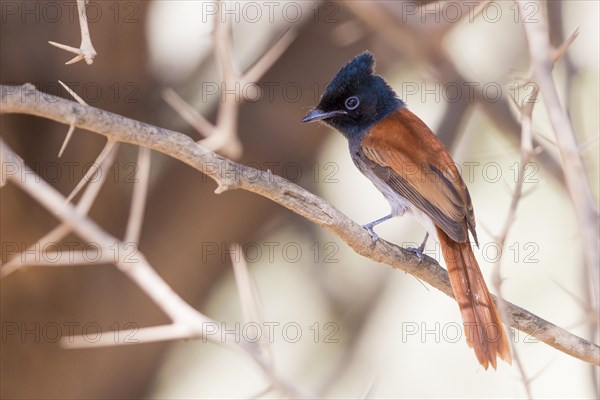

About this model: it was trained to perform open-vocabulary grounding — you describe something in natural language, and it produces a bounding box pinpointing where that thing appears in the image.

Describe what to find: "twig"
[57,80,119,206]
[65,140,118,204]
[163,1,296,160]
[491,22,580,397]
[492,73,539,400]
[230,243,273,370]
[316,271,390,395]
[124,146,151,245]
[519,0,599,326]
[48,0,97,65]
[57,80,88,157]
[0,138,310,399]
[241,29,297,86]
[161,88,215,138]
[360,377,378,400]
[2,84,598,366]
[342,1,569,187]
[0,140,119,277]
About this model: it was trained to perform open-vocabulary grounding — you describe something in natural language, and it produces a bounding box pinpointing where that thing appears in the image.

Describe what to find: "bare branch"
[231,243,263,328]
[490,23,582,396]
[492,70,539,400]
[230,243,273,369]
[518,0,600,318]
[342,1,568,187]
[1,138,310,398]
[2,139,208,327]
[2,84,598,366]
[209,2,242,159]
[65,140,118,204]
[161,88,215,138]
[241,29,297,86]
[1,140,119,277]
[177,1,296,160]
[124,146,151,245]
[53,82,121,236]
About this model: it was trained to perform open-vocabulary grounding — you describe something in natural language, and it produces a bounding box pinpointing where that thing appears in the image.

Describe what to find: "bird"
[302,51,512,369]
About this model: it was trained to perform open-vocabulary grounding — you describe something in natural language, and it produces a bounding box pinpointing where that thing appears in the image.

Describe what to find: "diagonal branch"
[518,0,600,318]
[1,83,599,367]
[167,0,297,159]
[0,139,119,277]
[492,67,541,399]
[0,138,310,399]
[124,146,151,245]
[161,88,215,139]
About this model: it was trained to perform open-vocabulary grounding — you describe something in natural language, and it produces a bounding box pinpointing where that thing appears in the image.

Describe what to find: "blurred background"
[1,0,598,398]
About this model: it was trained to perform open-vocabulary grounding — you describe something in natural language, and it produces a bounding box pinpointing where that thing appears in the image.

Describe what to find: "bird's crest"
[325,51,375,96]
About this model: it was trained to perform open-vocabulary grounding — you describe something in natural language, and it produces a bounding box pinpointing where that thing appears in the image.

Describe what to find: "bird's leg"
[406,232,429,262]
[362,214,394,242]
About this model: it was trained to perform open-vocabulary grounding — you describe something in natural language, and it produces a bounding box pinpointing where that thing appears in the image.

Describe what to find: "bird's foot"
[362,224,379,242]
[406,233,429,263]
[361,214,394,243]
[406,245,426,262]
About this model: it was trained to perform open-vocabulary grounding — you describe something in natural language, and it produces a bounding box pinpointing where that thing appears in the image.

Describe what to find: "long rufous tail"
[436,226,512,369]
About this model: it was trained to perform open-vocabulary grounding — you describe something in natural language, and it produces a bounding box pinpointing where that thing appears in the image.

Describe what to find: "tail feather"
[436,226,512,369]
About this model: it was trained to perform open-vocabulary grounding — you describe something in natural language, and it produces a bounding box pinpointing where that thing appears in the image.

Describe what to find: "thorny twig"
[0,139,310,399]
[48,0,97,65]
[519,0,599,330]
[162,0,297,159]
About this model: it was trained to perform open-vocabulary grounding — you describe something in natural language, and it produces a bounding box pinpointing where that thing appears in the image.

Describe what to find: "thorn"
[66,54,85,65]
[58,80,88,105]
[48,40,96,65]
[48,40,80,54]
[58,124,76,157]
[551,27,580,63]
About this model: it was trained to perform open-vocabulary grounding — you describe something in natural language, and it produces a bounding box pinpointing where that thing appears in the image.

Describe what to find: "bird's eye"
[344,96,360,110]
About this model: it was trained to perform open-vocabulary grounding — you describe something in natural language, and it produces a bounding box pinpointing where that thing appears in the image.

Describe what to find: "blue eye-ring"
[344,96,360,110]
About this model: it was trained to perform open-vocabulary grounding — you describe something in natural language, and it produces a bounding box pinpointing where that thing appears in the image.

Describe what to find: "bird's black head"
[302,51,404,139]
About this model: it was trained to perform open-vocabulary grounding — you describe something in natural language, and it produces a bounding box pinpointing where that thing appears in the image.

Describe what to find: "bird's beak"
[302,109,346,123]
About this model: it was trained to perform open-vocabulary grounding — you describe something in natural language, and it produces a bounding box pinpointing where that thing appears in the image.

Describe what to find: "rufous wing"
[360,108,477,244]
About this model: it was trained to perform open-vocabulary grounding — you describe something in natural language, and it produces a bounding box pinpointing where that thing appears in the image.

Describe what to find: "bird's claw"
[406,245,425,263]
[362,224,379,242]
[407,233,429,263]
